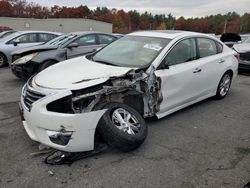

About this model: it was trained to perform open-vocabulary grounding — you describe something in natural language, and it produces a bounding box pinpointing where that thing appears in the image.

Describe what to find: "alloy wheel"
[219,74,231,97]
[111,108,141,135]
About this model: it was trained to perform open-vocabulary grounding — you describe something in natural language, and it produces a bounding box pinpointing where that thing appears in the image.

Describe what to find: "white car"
[20,30,239,153]
[233,36,250,70]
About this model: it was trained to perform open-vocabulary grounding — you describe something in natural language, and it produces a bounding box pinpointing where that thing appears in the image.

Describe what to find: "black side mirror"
[13,39,20,46]
[67,43,79,49]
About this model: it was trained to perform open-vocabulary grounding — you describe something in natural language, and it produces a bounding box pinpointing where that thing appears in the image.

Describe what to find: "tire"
[38,60,57,72]
[0,53,7,68]
[97,102,147,152]
[215,72,232,99]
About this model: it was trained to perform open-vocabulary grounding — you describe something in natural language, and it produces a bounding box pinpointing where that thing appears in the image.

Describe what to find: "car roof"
[15,30,62,35]
[68,31,114,36]
[129,30,207,39]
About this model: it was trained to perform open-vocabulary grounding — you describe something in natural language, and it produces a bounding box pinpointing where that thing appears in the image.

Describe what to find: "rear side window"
[9,33,37,44]
[217,42,223,53]
[164,38,197,66]
[197,38,217,58]
[98,34,116,44]
[38,33,57,42]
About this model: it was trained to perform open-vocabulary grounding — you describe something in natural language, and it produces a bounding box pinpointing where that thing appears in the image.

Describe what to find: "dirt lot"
[0,67,249,188]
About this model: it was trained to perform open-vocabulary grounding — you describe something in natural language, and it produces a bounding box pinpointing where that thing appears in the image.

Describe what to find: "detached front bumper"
[20,86,106,152]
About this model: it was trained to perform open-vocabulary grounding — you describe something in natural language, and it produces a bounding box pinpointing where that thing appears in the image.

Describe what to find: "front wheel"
[215,72,232,99]
[0,53,7,68]
[97,103,147,152]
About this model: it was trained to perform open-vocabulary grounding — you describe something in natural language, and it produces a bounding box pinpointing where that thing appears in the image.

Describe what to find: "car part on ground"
[20,30,239,154]
[45,143,108,165]
[0,30,62,68]
[10,32,118,78]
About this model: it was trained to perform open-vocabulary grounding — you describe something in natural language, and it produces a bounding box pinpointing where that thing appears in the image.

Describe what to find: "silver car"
[0,31,62,67]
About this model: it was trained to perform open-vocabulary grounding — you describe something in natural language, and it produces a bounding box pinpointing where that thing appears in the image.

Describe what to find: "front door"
[155,38,205,115]
[66,34,101,59]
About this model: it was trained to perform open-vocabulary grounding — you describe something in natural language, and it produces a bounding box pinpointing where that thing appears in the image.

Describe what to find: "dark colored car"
[10,32,118,78]
[220,33,241,48]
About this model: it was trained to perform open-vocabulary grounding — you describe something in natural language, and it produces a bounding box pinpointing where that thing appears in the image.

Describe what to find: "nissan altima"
[19,30,239,153]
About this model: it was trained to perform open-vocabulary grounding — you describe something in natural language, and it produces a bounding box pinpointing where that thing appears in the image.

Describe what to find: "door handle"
[193,68,202,73]
[218,59,225,63]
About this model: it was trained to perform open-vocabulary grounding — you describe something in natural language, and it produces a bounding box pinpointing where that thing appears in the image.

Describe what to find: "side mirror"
[13,39,20,46]
[67,43,79,49]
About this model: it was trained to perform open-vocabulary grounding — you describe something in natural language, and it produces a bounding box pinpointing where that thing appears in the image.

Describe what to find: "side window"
[98,34,116,44]
[9,33,37,44]
[163,38,197,66]
[74,35,97,46]
[217,42,223,53]
[197,38,217,58]
[38,33,57,42]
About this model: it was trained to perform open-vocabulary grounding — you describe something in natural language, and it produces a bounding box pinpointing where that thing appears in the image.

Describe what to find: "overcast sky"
[27,0,250,18]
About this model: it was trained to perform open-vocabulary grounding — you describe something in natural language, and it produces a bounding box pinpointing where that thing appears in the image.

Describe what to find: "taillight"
[234,53,240,61]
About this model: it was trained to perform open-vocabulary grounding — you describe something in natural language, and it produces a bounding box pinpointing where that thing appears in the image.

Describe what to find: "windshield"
[47,34,77,46]
[0,32,19,42]
[93,35,171,68]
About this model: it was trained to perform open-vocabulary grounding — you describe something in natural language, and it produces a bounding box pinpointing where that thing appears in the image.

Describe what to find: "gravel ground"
[0,67,249,188]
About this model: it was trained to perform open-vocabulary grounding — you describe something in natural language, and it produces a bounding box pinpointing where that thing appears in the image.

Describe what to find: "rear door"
[66,34,100,59]
[195,37,226,94]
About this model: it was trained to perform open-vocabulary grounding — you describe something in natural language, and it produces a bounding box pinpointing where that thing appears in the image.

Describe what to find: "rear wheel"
[38,60,57,72]
[0,53,7,68]
[97,103,147,152]
[215,72,232,99]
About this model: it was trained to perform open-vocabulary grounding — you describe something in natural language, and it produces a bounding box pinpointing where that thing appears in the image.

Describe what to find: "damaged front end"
[58,68,163,118]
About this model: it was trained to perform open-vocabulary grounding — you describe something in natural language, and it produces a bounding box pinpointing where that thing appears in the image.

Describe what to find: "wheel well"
[0,52,7,60]
[94,91,144,116]
[225,69,233,78]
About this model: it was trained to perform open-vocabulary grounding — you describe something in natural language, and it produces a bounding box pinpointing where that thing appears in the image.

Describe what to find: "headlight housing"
[12,52,38,65]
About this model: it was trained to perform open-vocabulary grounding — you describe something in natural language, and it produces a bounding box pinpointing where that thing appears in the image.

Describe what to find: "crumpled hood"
[233,43,250,53]
[34,56,134,90]
[11,44,58,55]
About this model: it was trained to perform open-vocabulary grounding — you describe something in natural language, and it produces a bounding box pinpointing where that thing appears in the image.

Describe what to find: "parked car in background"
[240,34,250,43]
[113,33,124,38]
[233,35,250,70]
[220,33,241,48]
[11,32,118,78]
[19,30,238,153]
[0,30,17,39]
[0,31,62,67]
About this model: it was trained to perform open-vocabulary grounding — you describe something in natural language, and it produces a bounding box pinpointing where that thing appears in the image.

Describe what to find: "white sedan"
[20,30,239,152]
